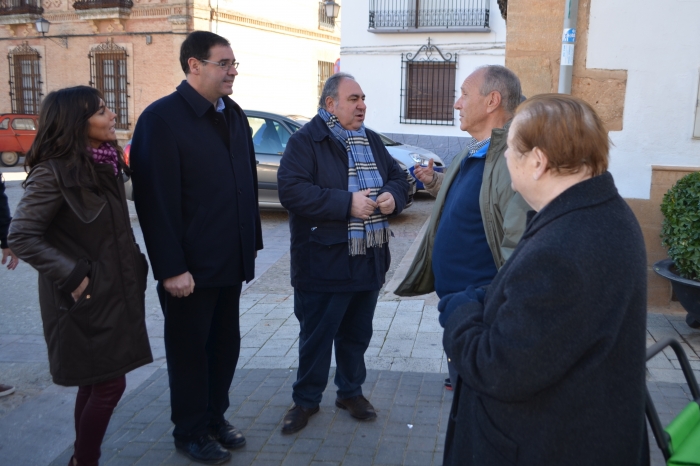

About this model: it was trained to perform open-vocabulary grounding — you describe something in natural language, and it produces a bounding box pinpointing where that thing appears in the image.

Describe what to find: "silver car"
[245,110,417,210]
[125,112,419,209]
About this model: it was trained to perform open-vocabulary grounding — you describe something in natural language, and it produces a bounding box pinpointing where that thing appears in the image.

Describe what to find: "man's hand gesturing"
[413,158,435,185]
[164,271,195,298]
[351,189,378,220]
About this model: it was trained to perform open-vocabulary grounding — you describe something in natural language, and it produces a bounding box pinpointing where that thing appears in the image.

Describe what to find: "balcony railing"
[73,0,133,10]
[369,0,489,31]
[318,2,335,31]
[0,0,43,16]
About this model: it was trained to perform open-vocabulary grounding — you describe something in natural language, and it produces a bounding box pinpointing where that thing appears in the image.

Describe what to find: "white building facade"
[340,0,507,163]
[585,0,700,200]
[212,0,341,118]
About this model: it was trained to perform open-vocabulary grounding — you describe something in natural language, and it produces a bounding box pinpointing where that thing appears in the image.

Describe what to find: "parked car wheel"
[1,151,19,167]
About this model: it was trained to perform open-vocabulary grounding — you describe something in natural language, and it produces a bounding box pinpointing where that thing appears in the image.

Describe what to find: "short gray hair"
[318,72,355,110]
[478,65,522,115]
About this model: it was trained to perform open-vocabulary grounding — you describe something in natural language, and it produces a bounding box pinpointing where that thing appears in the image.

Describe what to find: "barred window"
[401,40,457,125]
[89,40,129,130]
[7,42,42,114]
[369,0,490,30]
[318,61,335,103]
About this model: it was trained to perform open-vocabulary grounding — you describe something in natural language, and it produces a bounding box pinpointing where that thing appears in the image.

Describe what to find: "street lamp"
[35,18,68,48]
[324,0,340,19]
[35,17,50,35]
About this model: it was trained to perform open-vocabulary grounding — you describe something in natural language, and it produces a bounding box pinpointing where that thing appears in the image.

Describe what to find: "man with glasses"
[130,31,262,464]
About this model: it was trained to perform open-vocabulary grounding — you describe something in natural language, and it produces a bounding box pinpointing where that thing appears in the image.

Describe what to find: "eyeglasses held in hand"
[199,59,239,71]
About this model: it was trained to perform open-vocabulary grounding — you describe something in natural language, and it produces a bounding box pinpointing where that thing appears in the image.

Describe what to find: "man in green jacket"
[395,65,530,389]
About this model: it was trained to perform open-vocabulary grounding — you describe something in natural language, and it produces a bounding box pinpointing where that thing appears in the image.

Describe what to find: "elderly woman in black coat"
[8,86,152,466]
[440,94,649,465]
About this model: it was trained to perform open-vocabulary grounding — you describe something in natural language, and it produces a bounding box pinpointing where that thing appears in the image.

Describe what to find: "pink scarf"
[89,142,119,176]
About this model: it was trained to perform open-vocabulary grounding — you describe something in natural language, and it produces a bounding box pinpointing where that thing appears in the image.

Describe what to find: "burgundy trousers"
[73,375,126,466]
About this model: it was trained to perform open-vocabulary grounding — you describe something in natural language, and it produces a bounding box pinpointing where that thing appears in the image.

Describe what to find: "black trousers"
[157,282,242,441]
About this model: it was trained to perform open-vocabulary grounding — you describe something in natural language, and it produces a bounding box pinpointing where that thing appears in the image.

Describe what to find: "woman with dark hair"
[440,94,649,465]
[8,86,152,466]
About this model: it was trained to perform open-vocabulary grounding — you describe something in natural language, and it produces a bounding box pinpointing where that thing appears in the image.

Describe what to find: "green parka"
[395,121,530,296]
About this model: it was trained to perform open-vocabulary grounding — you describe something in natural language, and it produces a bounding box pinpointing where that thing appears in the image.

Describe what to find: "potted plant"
[654,171,700,328]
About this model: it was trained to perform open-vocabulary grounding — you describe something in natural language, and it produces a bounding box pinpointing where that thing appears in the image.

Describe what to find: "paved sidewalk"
[1,172,699,464]
[48,369,452,466]
[2,293,699,465]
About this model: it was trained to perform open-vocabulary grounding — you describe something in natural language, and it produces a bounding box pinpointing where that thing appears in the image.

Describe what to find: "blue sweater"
[432,147,497,298]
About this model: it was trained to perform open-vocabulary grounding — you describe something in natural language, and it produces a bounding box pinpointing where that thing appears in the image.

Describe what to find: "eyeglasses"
[199,59,239,71]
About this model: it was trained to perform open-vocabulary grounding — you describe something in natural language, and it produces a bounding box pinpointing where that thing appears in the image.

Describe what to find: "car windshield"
[376,132,402,146]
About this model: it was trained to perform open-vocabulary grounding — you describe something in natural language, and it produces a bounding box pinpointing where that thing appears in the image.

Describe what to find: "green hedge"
[661,171,700,280]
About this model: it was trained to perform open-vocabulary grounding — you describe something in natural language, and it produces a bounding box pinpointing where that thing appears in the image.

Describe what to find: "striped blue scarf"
[319,108,390,256]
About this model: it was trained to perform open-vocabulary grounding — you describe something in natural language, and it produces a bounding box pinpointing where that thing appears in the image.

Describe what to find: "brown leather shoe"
[335,395,377,421]
[281,404,320,434]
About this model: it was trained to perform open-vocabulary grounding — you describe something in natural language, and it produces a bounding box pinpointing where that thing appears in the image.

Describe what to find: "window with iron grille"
[369,0,489,31]
[89,40,129,130]
[401,39,456,125]
[318,61,335,104]
[0,0,43,15]
[7,42,42,115]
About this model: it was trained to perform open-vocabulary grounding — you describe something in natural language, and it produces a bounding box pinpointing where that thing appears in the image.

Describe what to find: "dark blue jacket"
[0,172,10,249]
[130,81,262,287]
[277,115,409,292]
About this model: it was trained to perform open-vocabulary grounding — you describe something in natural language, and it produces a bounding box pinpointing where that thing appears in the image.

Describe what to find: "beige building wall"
[0,0,339,145]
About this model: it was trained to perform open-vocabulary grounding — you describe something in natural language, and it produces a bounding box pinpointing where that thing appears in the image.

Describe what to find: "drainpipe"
[558,0,579,94]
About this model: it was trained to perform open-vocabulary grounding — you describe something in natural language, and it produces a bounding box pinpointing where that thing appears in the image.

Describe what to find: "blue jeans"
[292,288,379,408]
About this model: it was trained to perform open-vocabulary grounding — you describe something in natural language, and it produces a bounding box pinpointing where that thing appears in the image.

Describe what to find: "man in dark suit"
[130,31,262,464]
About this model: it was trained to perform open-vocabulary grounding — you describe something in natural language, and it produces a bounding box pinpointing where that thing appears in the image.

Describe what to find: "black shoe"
[444,378,453,391]
[174,434,232,464]
[209,420,246,450]
[335,395,377,421]
[281,404,319,434]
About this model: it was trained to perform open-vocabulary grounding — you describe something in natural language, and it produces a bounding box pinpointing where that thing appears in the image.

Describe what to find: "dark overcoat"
[130,81,263,286]
[277,115,409,292]
[442,172,649,465]
[8,160,153,386]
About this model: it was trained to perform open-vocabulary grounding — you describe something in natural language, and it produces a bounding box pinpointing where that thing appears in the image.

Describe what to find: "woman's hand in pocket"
[71,276,90,302]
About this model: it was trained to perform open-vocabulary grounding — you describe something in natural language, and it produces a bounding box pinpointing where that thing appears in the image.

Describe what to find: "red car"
[0,114,38,167]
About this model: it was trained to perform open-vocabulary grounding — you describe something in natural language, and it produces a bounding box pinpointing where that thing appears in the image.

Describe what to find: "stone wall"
[627,168,700,306]
[503,0,696,307]
[505,0,626,130]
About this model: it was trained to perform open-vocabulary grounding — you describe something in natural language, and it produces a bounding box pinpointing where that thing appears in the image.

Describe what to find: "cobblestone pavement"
[1,170,699,465]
